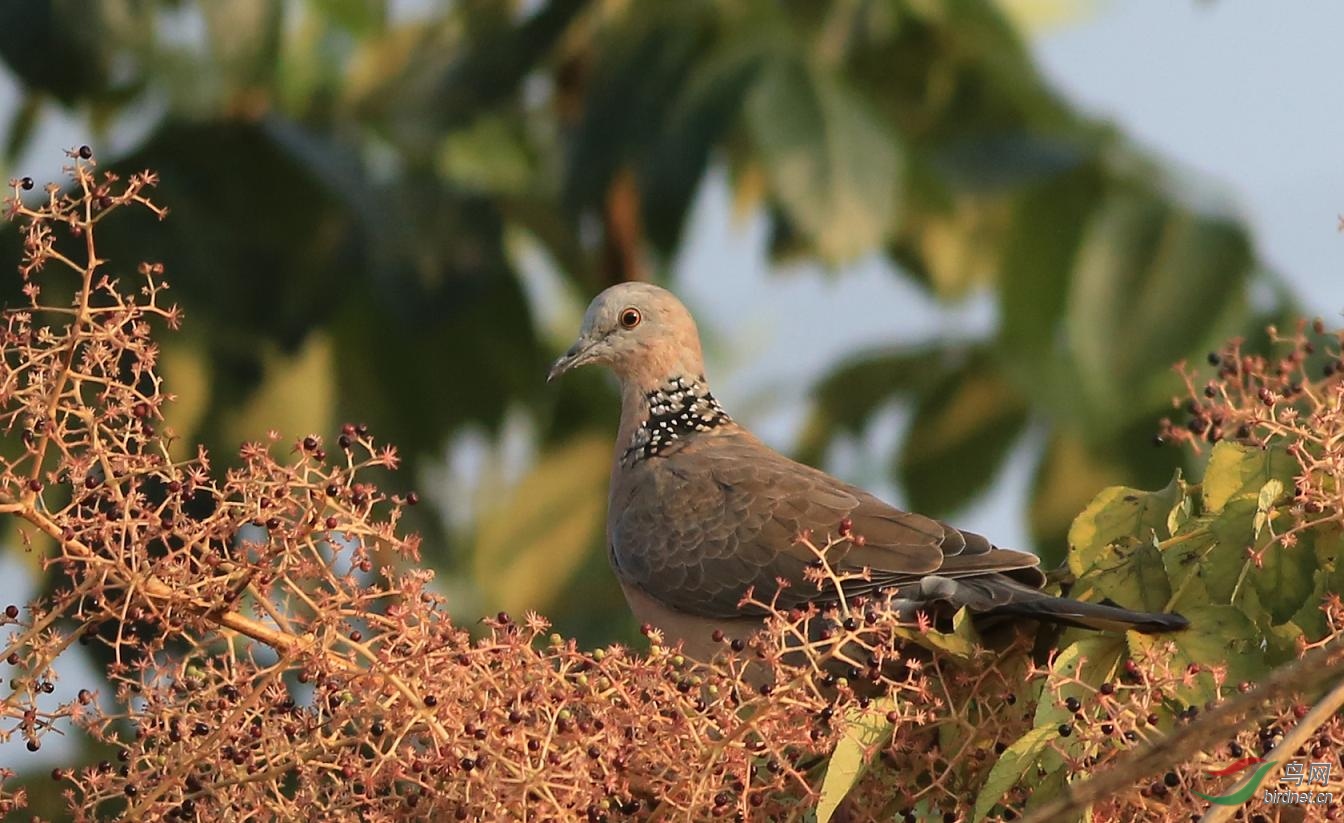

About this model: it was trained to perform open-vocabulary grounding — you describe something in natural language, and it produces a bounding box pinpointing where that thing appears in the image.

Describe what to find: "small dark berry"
[4,605,17,619]
[19,177,33,190]
[1207,352,1221,365]
[424,695,438,707]
[78,145,92,159]
[1058,724,1072,737]
[406,491,420,505]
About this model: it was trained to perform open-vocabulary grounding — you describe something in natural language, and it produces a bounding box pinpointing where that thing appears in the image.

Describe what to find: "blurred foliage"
[0,0,1290,647]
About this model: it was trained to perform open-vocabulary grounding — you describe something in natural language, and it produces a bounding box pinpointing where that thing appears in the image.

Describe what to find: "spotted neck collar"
[624,376,731,464]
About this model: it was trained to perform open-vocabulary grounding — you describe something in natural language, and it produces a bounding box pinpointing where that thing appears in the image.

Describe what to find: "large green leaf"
[997,161,1104,368]
[1128,605,1264,707]
[642,40,773,254]
[1252,534,1318,626]
[1202,442,1298,514]
[745,55,901,264]
[1066,474,1183,611]
[1067,474,1183,577]
[897,352,1030,515]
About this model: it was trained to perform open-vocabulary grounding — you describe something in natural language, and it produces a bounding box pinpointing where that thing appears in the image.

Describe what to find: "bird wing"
[609,434,1044,619]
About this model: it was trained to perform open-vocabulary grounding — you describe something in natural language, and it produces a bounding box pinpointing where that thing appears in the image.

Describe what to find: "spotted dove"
[549,283,1187,661]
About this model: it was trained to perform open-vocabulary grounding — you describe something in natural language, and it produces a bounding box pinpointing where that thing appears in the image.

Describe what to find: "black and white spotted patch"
[624,376,731,463]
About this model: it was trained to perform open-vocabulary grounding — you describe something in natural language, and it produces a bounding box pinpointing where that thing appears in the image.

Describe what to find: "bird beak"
[547,339,596,383]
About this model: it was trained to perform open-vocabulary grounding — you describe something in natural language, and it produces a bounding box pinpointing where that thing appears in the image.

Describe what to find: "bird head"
[547,282,707,390]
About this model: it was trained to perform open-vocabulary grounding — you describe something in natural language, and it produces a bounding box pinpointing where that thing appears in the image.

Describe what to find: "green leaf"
[1074,539,1173,615]
[971,724,1058,822]
[642,41,771,253]
[746,55,901,264]
[1067,473,1183,580]
[1063,185,1253,430]
[891,608,981,659]
[1252,534,1318,625]
[816,697,896,823]
[898,351,1030,515]
[437,115,534,195]
[1202,442,1297,514]
[998,160,1104,369]
[1128,605,1264,706]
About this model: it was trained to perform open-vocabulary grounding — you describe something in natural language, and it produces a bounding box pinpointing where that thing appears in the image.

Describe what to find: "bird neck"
[618,374,732,466]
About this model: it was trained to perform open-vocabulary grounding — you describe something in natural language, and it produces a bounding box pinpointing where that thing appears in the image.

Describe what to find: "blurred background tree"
[0,0,1306,656]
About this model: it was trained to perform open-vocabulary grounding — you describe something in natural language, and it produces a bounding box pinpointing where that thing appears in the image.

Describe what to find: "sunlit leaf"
[1202,442,1297,514]
[1128,605,1264,707]
[816,696,895,823]
[1067,473,1183,579]
[471,434,611,615]
[222,333,336,448]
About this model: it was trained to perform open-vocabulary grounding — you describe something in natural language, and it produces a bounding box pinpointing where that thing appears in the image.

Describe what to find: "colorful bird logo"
[1193,757,1281,806]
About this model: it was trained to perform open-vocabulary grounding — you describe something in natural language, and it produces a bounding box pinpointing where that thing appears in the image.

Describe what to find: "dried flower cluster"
[0,156,1342,822]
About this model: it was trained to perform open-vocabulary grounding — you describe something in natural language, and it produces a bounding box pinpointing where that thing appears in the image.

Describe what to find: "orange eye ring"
[619,307,642,329]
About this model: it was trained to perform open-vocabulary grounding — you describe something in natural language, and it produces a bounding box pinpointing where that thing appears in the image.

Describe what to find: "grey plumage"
[549,283,1187,652]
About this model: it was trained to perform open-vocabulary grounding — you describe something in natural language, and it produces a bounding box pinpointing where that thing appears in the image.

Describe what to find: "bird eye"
[619,307,642,329]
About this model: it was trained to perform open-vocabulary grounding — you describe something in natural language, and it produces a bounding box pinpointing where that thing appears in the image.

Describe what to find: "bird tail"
[981,593,1189,634]
[915,575,1189,634]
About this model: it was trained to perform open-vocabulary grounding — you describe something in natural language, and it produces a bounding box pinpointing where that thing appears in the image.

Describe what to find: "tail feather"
[913,574,1189,634]
[981,595,1189,634]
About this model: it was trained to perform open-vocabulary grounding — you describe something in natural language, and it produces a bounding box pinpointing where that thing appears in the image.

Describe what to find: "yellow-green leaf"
[1203,442,1296,514]
[816,697,896,823]
[1067,472,1184,580]
[471,434,610,615]
[971,724,1058,822]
